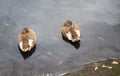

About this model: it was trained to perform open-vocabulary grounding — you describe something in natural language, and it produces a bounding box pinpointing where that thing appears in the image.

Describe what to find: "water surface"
[0,0,120,75]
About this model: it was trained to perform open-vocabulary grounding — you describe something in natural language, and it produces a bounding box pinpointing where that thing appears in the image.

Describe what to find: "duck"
[18,27,36,52]
[61,20,80,42]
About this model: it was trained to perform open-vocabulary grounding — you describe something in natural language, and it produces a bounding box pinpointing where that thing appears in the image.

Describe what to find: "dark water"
[0,0,120,76]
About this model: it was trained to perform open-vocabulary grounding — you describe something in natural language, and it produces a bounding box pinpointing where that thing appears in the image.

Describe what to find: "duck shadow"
[18,45,36,60]
[62,34,80,49]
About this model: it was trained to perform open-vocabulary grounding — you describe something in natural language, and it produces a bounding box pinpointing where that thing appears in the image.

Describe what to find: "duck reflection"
[62,34,80,49]
[18,45,36,60]
[61,20,81,49]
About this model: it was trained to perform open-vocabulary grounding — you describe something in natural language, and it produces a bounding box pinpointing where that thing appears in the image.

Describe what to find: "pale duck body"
[61,20,80,42]
[18,27,36,52]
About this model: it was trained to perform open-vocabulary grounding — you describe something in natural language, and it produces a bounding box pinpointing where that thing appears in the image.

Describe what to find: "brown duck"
[61,20,80,42]
[18,27,36,52]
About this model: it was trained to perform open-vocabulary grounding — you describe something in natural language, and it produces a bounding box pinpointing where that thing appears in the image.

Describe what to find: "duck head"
[64,20,72,27]
[22,27,29,34]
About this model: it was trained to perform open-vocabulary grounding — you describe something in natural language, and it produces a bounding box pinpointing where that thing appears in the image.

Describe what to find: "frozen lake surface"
[0,0,120,75]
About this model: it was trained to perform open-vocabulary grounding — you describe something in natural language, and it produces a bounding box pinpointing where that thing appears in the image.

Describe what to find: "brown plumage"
[61,20,80,42]
[18,27,36,52]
